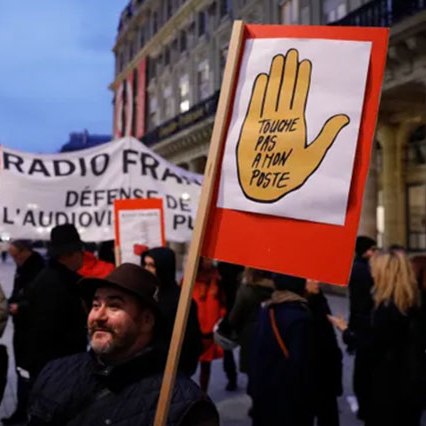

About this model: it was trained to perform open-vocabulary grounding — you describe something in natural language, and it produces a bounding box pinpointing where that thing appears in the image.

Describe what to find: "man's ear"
[140,309,155,332]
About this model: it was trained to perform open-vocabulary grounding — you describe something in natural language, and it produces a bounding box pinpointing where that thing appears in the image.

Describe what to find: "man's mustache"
[88,325,115,336]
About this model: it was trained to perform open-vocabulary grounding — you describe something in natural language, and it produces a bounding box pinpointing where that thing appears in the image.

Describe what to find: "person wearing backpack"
[330,249,423,426]
[248,273,314,426]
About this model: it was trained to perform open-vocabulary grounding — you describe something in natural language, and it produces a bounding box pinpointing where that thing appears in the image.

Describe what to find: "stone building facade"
[111,0,426,250]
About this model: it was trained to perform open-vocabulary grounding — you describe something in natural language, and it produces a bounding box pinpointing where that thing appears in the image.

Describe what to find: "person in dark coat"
[98,240,116,265]
[4,240,45,425]
[26,224,88,380]
[28,263,219,426]
[141,247,202,376]
[249,273,314,426]
[217,261,243,391]
[228,267,274,375]
[305,279,342,426]
[347,235,376,420]
[330,250,423,426]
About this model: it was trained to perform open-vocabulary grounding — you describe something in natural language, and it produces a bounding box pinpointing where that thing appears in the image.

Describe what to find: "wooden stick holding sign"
[153,20,245,426]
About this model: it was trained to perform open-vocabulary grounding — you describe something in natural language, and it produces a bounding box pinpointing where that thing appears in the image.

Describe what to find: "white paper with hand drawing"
[217,38,372,226]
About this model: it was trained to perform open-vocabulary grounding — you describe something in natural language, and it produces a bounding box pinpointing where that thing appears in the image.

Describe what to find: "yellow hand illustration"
[236,49,350,202]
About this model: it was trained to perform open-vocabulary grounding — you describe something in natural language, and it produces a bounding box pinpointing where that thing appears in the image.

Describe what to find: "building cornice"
[110,0,214,90]
[151,118,213,161]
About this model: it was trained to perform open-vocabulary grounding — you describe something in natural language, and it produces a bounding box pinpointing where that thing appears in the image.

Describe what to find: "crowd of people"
[0,227,425,425]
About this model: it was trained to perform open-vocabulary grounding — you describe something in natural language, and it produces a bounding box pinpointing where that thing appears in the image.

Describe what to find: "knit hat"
[273,273,306,295]
[355,236,376,257]
[48,224,83,257]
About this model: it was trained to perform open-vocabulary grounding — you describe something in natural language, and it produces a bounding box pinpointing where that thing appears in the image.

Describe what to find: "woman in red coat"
[193,257,226,393]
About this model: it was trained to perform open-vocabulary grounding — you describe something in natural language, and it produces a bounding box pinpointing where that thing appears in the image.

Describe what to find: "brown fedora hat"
[78,263,161,315]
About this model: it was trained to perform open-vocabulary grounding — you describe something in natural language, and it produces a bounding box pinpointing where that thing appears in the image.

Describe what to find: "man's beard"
[88,325,133,357]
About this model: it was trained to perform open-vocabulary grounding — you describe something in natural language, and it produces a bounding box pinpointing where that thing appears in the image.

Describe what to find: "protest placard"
[203,23,389,285]
[114,198,165,265]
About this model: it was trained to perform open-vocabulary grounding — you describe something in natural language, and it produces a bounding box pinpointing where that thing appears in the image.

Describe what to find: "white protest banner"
[0,137,202,242]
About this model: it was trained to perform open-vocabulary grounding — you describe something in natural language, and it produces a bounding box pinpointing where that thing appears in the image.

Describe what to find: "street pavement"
[0,255,425,425]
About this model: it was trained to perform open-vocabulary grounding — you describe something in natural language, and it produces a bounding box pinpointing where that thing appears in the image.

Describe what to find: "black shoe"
[2,410,27,425]
[225,381,237,391]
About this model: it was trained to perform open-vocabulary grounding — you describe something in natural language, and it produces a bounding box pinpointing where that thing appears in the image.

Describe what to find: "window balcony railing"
[332,0,426,27]
[141,91,219,146]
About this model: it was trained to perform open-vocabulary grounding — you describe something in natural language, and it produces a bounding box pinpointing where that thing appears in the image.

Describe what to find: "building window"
[166,0,173,19]
[220,0,231,17]
[179,74,190,112]
[132,69,138,136]
[164,46,170,66]
[187,22,195,47]
[163,84,174,119]
[280,0,299,24]
[406,125,426,166]
[121,82,128,136]
[219,46,228,79]
[128,42,134,62]
[300,5,311,24]
[323,0,348,23]
[407,184,426,250]
[198,11,206,36]
[349,0,362,11]
[140,27,145,49]
[197,60,210,100]
[337,3,347,18]
[152,11,158,34]
[149,96,158,129]
[172,38,178,53]
[117,52,125,73]
[148,57,157,81]
[180,30,187,52]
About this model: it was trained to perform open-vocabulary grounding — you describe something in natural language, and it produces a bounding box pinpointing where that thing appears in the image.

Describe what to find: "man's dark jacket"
[28,348,219,426]
[26,259,87,378]
[9,251,45,369]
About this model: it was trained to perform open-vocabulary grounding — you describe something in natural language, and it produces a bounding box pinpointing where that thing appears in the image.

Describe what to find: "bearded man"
[28,263,219,426]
